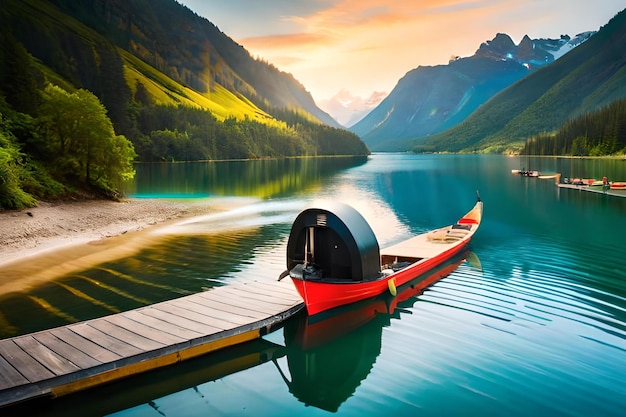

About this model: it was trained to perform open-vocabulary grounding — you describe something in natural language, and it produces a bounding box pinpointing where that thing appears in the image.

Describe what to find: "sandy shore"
[0,198,216,267]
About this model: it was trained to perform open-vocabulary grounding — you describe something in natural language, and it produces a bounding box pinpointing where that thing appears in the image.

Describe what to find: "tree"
[570,136,589,156]
[0,118,36,209]
[0,31,42,115]
[38,84,136,194]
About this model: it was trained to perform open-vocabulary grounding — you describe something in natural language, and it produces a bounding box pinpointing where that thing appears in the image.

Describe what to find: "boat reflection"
[276,250,470,412]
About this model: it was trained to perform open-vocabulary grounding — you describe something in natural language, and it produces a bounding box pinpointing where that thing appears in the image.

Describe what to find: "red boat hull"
[290,199,483,316]
[293,253,467,349]
[291,236,470,315]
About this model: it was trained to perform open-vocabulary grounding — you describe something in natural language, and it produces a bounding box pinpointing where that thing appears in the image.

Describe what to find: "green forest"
[0,17,368,210]
[521,98,626,156]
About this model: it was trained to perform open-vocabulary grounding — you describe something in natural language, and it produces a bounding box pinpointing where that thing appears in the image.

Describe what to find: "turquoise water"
[3,154,626,416]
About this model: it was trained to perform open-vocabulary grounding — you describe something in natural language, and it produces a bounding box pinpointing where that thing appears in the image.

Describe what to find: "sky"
[178,1,625,104]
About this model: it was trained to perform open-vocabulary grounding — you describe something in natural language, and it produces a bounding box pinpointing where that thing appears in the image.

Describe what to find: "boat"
[561,176,626,191]
[511,169,540,177]
[275,251,469,412]
[538,174,559,180]
[511,153,539,177]
[280,194,483,315]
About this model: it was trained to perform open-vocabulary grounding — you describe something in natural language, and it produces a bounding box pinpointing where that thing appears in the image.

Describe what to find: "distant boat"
[281,194,483,316]
[511,169,540,177]
[564,177,599,186]
[538,174,559,180]
[512,152,539,176]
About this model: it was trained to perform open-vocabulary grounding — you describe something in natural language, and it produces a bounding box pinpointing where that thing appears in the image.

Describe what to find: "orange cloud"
[229,0,623,101]
[235,1,506,99]
[241,32,333,49]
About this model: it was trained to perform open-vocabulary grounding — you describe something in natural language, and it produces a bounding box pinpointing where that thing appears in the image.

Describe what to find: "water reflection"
[128,156,368,198]
[0,222,291,338]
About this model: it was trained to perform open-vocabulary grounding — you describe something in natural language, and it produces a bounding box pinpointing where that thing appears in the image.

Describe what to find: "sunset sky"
[179,1,624,103]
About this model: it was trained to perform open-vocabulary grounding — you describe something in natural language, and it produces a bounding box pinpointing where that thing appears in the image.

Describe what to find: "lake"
[3,154,626,416]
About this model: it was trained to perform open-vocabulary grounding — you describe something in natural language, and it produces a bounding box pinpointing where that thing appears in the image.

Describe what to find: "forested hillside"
[0,0,369,209]
[521,99,626,156]
[413,8,626,153]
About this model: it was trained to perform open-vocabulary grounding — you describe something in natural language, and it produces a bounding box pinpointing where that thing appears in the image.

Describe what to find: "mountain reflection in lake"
[2,154,626,416]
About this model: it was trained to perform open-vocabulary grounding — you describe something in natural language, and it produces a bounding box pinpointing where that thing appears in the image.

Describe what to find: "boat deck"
[380,202,481,263]
[380,226,470,260]
[0,279,303,408]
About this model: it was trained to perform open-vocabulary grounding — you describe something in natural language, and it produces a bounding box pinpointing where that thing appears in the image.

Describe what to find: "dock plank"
[87,320,165,352]
[192,293,273,319]
[0,353,28,390]
[33,332,101,369]
[69,323,144,357]
[222,287,300,306]
[105,315,186,346]
[138,306,223,335]
[13,336,81,376]
[219,286,300,308]
[203,291,290,316]
[239,281,301,301]
[122,310,206,340]
[202,292,292,314]
[150,300,242,329]
[216,284,301,309]
[50,327,122,363]
[167,298,248,328]
[557,183,626,198]
[0,339,55,382]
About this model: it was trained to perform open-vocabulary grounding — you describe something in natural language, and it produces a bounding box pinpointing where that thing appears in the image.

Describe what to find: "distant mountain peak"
[350,29,598,150]
[476,33,516,59]
[319,90,387,127]
[474,31,595,67]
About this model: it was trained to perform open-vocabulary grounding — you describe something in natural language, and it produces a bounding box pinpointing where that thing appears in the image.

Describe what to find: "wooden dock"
[0,279,303,408]
[557,183,626,198]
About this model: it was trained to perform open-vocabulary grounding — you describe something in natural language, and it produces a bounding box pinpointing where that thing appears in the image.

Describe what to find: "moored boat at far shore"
[556,174,626,198]
[511,169,540,177]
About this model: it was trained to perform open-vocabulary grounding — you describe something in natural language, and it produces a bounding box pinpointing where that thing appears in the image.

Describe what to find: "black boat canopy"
[286,201,381,281]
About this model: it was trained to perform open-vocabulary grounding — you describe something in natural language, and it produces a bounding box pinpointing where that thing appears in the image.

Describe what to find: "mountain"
[58,0,341,127]
[415,8,626,153]
[351,32,594,151]
[1,0,341,129]
[318,90,387,127]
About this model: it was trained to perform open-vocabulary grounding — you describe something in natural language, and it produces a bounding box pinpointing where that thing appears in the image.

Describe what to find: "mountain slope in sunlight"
[4,0,339,128]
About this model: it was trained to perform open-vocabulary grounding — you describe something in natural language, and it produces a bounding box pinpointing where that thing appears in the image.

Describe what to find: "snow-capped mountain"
[350,31,595,151]
[318,90,387,127]
[473,31,596,67]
